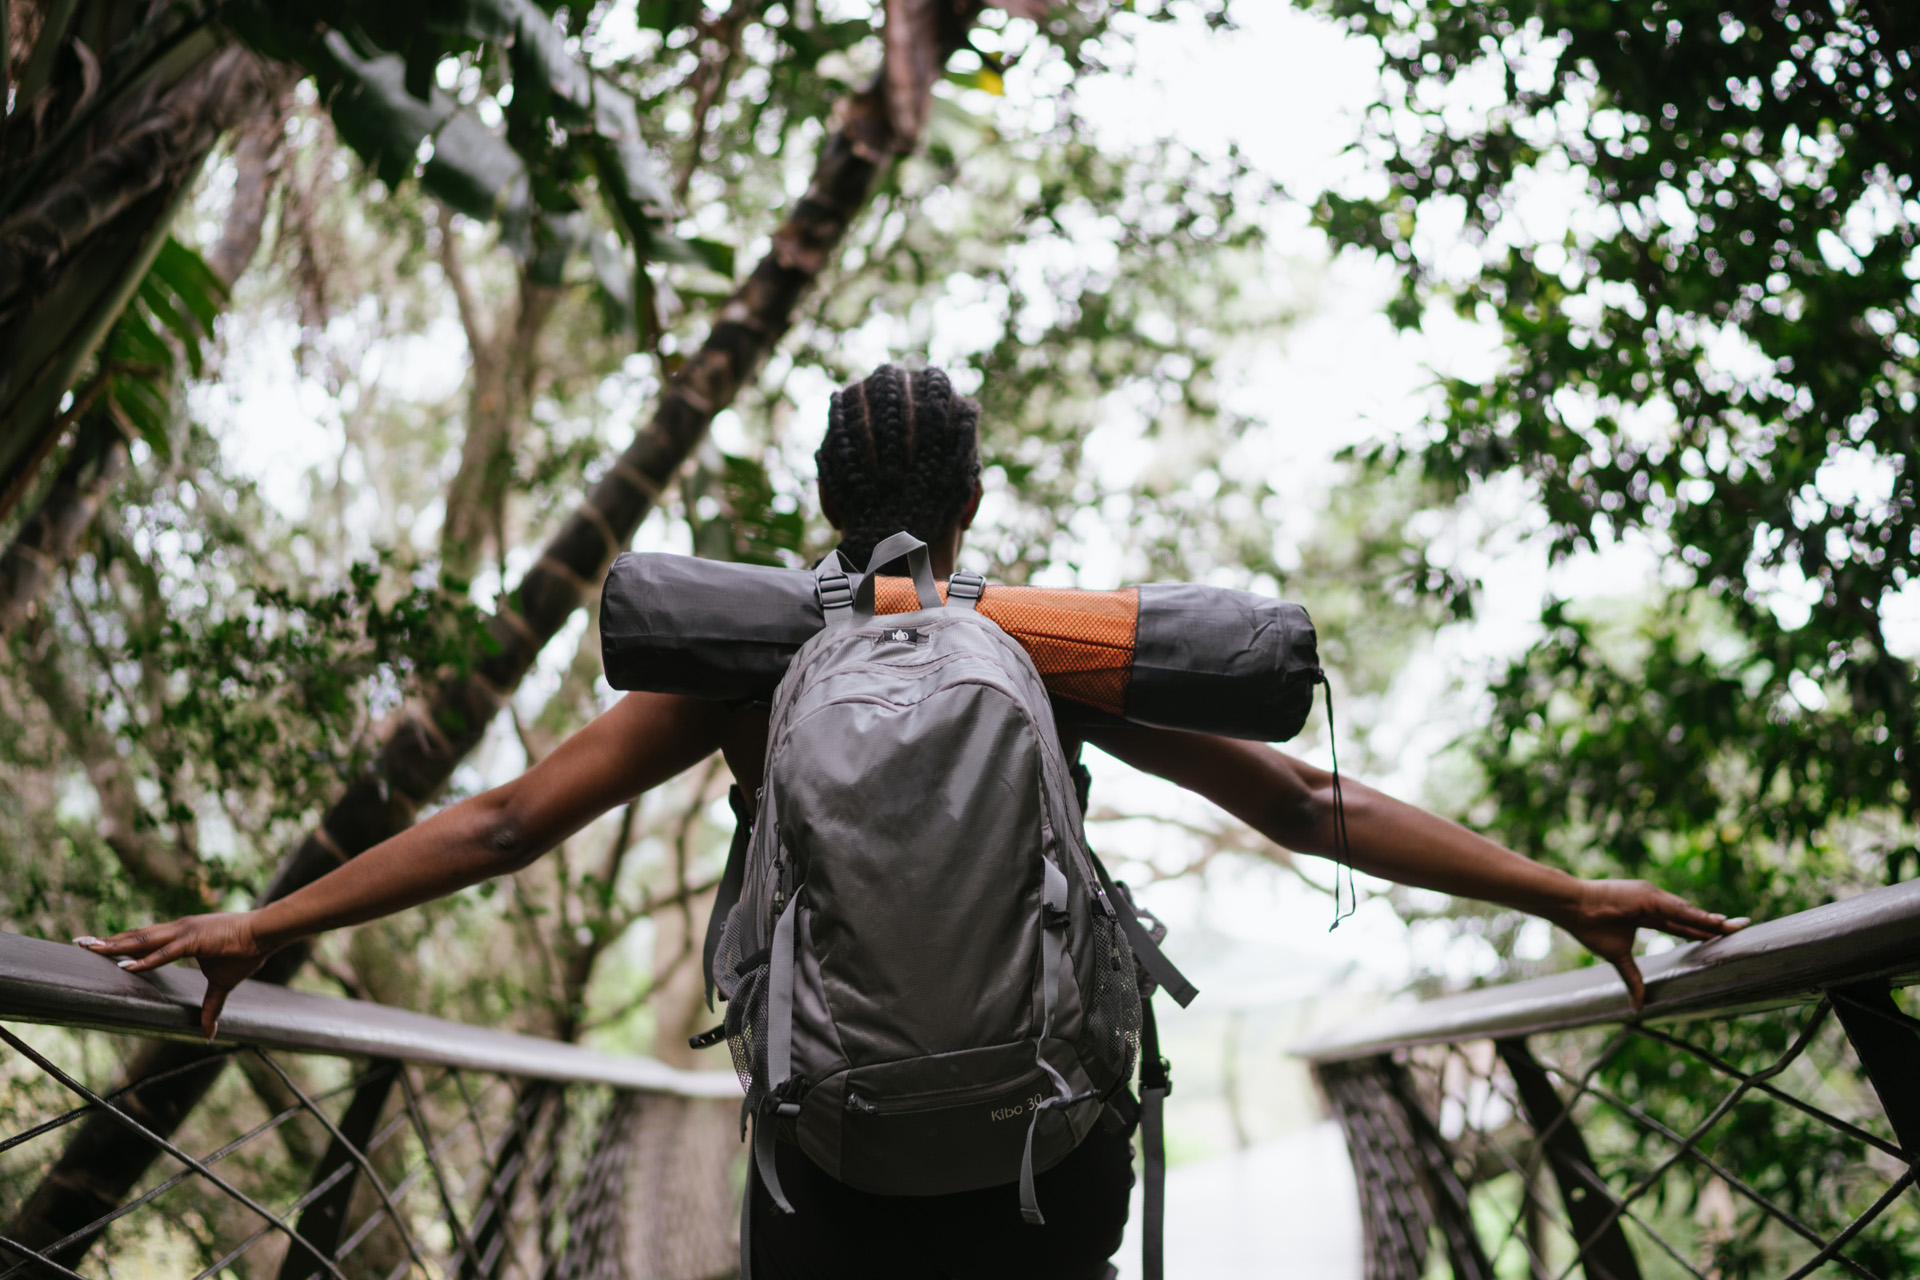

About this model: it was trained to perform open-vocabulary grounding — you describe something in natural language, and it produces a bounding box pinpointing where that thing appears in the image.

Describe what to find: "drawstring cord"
[1323,676,1356,931]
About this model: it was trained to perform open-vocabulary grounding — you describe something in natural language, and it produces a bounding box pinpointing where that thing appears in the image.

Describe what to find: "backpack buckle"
[947,570,984,612]
[769,1077,807,1119]
[818,572,853,615]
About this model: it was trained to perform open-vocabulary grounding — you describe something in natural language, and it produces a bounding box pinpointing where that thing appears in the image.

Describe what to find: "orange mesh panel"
[872,578,1139,716]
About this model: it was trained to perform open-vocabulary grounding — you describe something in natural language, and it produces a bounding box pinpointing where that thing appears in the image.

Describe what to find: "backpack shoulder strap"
[701,784,755,1011]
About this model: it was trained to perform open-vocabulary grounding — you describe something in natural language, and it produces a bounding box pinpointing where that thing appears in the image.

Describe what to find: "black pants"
[748,1121,1135,1280]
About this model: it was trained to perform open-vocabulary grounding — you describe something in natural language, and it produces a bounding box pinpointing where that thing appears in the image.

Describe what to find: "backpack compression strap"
[1140,995,1172,1280]
[1092,860,1199,1009]
[1019,856,1095,1226]
[754,891,803,1214]
[1068,746,1184,1279]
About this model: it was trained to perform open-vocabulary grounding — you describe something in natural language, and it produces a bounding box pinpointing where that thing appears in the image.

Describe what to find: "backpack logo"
[875,627,926,645]
[990,1093,1047,1122]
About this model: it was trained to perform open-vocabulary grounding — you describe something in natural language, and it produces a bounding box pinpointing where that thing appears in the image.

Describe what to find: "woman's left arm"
[1084,724,1747,1010]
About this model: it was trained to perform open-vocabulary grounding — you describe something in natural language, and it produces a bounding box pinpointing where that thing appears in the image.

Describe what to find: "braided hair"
[815,365,983,569]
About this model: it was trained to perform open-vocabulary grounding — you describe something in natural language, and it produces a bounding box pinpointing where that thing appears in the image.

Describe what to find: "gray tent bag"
[697,534,1197,1280]
[600,550,1322,742]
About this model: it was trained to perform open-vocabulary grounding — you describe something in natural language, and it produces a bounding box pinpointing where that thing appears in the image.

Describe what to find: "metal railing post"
[1829,982,1920,1156]
[1494,1038,1642,1280]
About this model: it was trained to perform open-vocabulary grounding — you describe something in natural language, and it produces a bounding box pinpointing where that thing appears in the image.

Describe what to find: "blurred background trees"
[2,0,1914,1273]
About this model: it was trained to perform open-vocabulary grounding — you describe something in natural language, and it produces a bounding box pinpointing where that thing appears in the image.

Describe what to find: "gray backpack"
[696,532,1196,1277]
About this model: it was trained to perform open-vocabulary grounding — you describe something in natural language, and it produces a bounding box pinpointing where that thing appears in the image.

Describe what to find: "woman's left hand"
[1546,879,1749,1012]
[76,913,270,1039]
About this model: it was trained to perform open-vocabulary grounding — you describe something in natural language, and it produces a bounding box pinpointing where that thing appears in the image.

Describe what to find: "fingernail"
[116,959,137,970]
[1726,917,1751,927]
[73,936,102,947]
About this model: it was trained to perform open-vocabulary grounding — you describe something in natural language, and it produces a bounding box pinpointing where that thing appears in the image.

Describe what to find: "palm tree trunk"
[0,76,289,638]
[0,38,274,521]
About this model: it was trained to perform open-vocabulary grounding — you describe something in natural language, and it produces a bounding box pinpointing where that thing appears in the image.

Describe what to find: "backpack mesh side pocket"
[725,959,771,1112]
[1081,911,1141,1087]
[713,901,747,1003]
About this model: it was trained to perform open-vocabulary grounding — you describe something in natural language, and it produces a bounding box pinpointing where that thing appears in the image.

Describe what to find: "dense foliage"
[1301,0,1917,917]
[1296,0,1920,1273]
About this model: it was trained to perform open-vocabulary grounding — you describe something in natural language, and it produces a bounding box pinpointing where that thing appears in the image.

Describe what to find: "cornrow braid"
[816,365,982,568]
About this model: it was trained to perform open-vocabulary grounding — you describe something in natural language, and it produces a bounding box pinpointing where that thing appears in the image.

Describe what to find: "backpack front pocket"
[823,1042,1092,1196]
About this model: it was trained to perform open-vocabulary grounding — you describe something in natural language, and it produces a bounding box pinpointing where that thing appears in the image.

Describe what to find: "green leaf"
[589,87,673,213]
[108,375,171,460]
[634,0,703,33]
[944,67,1005,95]
[421,108,529,221]
[321,31,452,188]
[422,0,515,42]
[587,233,635,334]
[150,238,225,329]
[643,231,734,277]
[104,305,172,374]
[504,0,593,126]
[134,273,201,375]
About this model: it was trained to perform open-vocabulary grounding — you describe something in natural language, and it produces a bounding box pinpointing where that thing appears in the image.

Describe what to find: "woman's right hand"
[76,913,270,1040]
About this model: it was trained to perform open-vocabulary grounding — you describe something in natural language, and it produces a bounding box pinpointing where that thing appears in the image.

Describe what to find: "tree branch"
[435,206,490,359]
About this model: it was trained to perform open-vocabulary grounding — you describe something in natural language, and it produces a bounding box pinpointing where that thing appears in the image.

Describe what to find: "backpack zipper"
[843,1068,1049,1116]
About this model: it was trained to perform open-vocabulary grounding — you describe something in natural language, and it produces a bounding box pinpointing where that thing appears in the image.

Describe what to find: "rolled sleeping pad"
[599,552,1323,742]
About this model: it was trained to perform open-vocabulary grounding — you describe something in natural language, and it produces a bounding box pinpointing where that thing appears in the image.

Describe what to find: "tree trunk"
[0,36,276,521]
[7,9,985,1253]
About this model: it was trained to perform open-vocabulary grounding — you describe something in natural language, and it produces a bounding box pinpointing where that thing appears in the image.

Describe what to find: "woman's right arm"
[79,692,732,1036]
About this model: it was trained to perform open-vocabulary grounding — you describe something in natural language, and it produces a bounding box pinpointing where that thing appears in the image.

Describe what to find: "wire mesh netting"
[0,1020,657,1279]
[1315,984,1920,1280]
